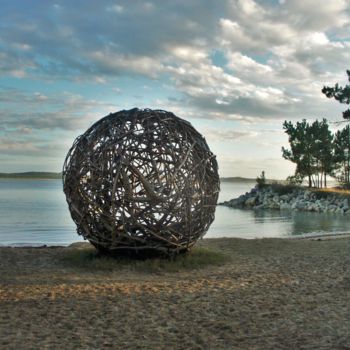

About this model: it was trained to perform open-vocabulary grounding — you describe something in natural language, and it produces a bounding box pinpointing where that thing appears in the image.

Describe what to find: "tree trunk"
[318,173,321,188]
[308,175,312,188]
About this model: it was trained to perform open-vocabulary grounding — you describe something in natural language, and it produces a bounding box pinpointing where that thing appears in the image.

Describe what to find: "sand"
[1,237,350,349]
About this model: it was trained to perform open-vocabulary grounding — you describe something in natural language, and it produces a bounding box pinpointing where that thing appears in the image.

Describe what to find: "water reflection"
[252,209,349,236]
[289,211,349,236]
[207,205,350,239]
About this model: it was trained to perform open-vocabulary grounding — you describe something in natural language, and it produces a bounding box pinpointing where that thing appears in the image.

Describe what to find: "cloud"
[282,0,349,30]
[168,45,208,63]
[0,139,39,156]
[0,87,117,131]
[0,86,120,167]
[0,0,223,81]
[200,128,257,142]
[89,50,164,78]
[1,0,349,99]
[164,56,301,121]
[226,52,273,76]
[1,0,350,175]
[106,4,124,14]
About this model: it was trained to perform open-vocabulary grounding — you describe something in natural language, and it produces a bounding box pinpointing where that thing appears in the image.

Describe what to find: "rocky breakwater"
[221,185,350,214]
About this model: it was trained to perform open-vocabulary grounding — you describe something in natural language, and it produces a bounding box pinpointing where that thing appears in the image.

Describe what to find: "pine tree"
[282,120,315,187]
[333,125,350,187]
[310,119,334,188]
[322,70,350,119]
[282,119,334,188]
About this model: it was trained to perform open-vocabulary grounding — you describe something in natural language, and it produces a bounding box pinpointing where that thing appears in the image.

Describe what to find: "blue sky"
[1,0,350,178]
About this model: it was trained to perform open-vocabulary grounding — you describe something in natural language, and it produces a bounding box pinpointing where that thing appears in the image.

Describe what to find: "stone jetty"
[221,185,350,214]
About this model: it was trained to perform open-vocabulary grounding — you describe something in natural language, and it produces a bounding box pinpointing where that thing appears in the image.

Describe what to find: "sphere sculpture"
[63,108,220,255]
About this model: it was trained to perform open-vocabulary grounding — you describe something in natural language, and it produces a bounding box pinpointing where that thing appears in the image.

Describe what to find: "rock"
[314,205,321,213]
[279,194,290,202]
[327,204,337,212]
[273,195,279,202]
[341,198,349,210]
[222,185,350,215]
[269,202,280,209]
[245,196,257,206]
[292,200,307,211]
[280,203,291,210]
[306,204,314,211]
[336,207,344,214]
[304,190,311,200]
[228,197,245,208]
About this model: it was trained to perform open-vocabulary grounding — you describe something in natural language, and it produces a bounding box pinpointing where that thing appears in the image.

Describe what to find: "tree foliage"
[310,119,334,187]
[333,125,350,187]
[282,120,313,186]
[282,70,350,188]
[282,119,334,188]
[322,70,350,119]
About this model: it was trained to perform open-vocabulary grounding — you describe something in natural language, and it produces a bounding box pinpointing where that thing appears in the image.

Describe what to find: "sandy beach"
[1,237,350,349]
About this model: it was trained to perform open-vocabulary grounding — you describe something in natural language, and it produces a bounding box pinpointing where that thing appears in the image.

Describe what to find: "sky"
[1,0,350,179]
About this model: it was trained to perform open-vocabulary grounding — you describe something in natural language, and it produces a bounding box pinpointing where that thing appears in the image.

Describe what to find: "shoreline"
[2,229,350,248]
[1,236,350,348]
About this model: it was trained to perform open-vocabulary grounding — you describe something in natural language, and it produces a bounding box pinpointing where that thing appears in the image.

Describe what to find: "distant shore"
[1,237,349,349]
[220,176,256,182]
[0,172,61,179]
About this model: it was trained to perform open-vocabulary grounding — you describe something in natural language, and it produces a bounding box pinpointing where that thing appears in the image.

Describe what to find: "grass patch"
[312,187,350,195]
[266,183,350,198]
[269,183,300,195]
[256,183,300,194]
[310,187,350,199]
[61,246,230,273]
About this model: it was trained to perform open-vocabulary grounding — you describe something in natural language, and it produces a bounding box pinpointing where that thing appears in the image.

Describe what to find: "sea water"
[0,179,349,246]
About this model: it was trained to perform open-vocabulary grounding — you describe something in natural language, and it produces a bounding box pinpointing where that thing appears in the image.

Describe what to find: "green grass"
[61,246,230,273]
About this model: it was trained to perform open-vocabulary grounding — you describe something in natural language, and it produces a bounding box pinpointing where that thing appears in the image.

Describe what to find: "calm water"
[0,179,349,246]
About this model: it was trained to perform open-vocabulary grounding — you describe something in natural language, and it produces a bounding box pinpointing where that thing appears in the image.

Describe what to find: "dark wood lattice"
[63,108,220,255]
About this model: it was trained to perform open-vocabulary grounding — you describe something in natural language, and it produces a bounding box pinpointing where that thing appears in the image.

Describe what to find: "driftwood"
[63,108,220,255]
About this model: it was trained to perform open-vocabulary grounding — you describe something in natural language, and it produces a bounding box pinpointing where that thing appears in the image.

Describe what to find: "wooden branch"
[62,108,220,256]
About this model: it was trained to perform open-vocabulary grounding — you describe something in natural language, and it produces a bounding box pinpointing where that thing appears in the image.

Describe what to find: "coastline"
[2,230,350,248]
[1,237,350,349]
[221,184,350,214]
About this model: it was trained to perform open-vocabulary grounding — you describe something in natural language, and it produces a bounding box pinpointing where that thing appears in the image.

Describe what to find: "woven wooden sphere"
[63,108,220,255]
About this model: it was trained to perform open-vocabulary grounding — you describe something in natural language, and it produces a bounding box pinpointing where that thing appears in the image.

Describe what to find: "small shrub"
[286,175,303,186]
[270,183,298,195]
[256,171,266,189]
